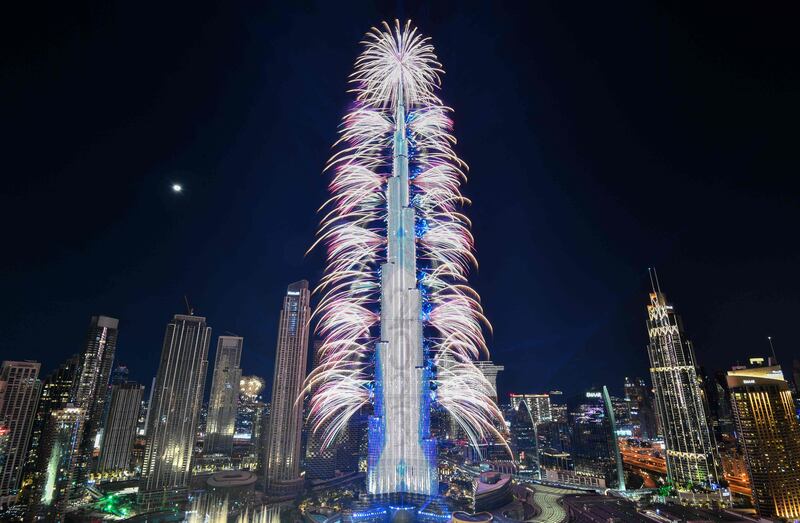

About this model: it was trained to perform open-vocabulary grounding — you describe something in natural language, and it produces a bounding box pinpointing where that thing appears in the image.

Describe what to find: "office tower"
[263,281,310,496]
[537,421,571,454]
[623,377,657,440]
[28,405,85,520]
[73,315,119,481]
[97,382,144,479]
[570,391,617,488]
[22,355,79,498]
[510,394,552,425]
[548,391,568,423]
[706,371,735,439]
[474,361,504,402]
[308,22,506,498]
[646,288,717,486]
[138,314,210,511]
[509,402,537,469]
[205,336,243,455]
[0,361,41,503]
[727,362,800,520]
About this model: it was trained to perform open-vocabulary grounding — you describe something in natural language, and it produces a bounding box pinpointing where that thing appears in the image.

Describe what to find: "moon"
[171,183,183,193]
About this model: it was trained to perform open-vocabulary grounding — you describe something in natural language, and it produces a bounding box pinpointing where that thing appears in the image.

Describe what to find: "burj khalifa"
[367,85,437,495]
[305,20,508,501]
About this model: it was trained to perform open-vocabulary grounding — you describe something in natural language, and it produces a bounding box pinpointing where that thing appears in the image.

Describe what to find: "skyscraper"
[263,281,310,496]
[474,361,504,402]
[307,21,506,500]
[0,361,41,504]
[510,394,552,425]
[570,391,618,488]
[138,314,210,511]
[235,375,266,470]
[28,405,85,520]
[205,336,243,455]
[73,315,119,481]
[727,362,800,520]
[646,287,717,486]
[623,377,657,440]
[22,355,79,501]
[97,382,144,480]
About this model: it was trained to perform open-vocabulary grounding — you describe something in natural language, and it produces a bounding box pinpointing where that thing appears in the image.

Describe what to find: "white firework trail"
[304,19,509,455]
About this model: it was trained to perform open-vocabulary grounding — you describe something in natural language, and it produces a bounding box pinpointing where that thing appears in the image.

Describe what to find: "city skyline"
[3,2,799,399]
[1,5,799,521]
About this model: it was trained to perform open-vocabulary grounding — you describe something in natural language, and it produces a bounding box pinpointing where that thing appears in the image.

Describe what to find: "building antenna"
[767,336,778,365]
[184,295,194,316]
[647,268,657,294]
[653,267,663,294]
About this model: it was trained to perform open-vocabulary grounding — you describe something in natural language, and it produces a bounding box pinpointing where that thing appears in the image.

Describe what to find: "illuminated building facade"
[570,392,616,485]
[510,394,552,425]
[139,314,210,511]
[97,382,143,479]
[263,281,310,496]
[548,391,567,423]
[235,375,265,469]
[365,75,437,496]
[623,377,657,439]
[28,406,85,521]
[646,290,717,486]
[727,363,800,520]
[0,360,41,504]
[307,21,506,501]
[205,336,243,455]
[22,355,78,502]
[74,315,118,482]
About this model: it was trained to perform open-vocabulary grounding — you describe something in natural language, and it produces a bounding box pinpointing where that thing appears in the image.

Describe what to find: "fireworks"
[305,20,508,457]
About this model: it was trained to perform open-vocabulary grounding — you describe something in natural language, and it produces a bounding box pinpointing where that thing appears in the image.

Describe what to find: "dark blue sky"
[2,1,799,400]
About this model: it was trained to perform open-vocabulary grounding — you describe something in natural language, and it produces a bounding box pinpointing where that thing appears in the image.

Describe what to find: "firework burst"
[305,19,508,458]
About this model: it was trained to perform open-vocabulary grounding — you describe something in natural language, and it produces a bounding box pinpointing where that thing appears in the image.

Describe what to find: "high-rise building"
[28,405,85,520]
[97,382,144,480]
[73,315,119,481]
[308,22,506,500]
[0,361,41,504]
[570,391,618,488]
[623,377,657,440]
[474,361,504,402]
[727,362,800,520]
[509,401,537,470]
[205,336,243,456]
[138,314,210,511]
[510,394,552,425]
[22,355,79,500]
[548,391,568,423]
[263,281,310,496]
[235,376,266,470]
[646,289,717,486]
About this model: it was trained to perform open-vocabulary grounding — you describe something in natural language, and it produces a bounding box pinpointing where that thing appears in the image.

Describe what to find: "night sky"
[3,2,799,401]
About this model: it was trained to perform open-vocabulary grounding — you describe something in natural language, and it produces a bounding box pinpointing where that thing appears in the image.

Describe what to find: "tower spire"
[768,336,778,365]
